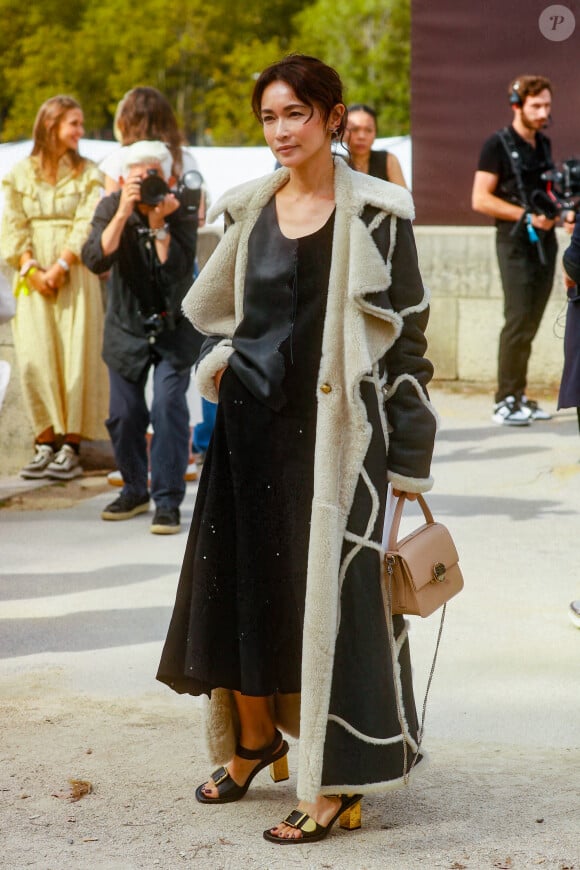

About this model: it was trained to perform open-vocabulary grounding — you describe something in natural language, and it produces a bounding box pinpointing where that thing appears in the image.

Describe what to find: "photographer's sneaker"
[568,600,580,628]
[46,444,83,479]
[101,492,150,521]
[20,444,55,479]
[151,507,181,535]
[492,396,532,426]
[520,395,552,421]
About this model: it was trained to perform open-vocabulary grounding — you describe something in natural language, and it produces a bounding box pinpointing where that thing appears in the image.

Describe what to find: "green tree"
[204,39,289,145]
[0,0,410,145]
[0,0,92,138]
[292,0,411,135]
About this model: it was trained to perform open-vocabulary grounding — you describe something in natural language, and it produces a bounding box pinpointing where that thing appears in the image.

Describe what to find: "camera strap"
[497,127,547,264]
[497,127,530,211]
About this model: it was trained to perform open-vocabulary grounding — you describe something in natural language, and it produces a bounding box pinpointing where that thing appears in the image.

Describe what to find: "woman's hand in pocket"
[214,366,227,394]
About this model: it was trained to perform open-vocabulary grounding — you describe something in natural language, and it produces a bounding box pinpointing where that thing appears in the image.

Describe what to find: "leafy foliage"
[0,0,410,144]
[291,0,410,135]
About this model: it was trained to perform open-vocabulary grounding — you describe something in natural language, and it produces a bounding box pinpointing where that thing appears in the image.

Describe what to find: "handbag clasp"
[432,562,446,583]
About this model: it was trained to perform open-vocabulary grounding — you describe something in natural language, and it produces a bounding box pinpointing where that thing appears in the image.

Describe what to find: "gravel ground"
[1,384,579,870]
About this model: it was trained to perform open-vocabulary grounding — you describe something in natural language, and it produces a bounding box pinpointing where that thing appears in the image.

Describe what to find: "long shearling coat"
[179,158,437,801]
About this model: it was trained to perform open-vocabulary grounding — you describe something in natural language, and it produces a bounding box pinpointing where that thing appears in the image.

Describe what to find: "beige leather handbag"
[384,493,464,617]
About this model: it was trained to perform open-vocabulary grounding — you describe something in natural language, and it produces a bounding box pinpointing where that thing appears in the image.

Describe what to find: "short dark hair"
[251,54,346,139]
[509,75,552,105]
[347,104,378,126]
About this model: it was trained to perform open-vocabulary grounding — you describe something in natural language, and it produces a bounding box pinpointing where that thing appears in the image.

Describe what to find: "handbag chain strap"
[384,563,447,784]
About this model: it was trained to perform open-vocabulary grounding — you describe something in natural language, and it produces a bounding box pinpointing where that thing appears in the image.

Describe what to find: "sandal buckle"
[212,766,229,786]
[284,809,307,829]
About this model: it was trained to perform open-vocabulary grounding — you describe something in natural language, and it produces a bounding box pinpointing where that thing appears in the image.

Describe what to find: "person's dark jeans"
[495,227,557,403]
[106,359,191,509]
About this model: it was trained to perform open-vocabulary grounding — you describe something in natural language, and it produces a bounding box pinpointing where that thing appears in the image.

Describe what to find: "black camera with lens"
[141,309,175,344]
[139,168,203,217]
[529,189,560,220]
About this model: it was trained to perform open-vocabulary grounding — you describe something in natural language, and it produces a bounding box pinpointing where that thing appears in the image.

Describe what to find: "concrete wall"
[0,225,568,476]
[416,226,567,386]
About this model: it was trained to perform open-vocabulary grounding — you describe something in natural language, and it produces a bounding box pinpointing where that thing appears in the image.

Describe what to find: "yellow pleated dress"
[0,154,108,440]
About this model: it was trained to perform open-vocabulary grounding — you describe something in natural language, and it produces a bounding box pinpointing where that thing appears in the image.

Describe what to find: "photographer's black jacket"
[82,191,201,382]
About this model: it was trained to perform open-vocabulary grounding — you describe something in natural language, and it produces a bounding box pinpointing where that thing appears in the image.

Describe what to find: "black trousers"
[495,226,557,403]
[106,358,190,509]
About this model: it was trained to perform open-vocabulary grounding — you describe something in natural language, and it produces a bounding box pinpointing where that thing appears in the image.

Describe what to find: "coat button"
[320,383,332,394]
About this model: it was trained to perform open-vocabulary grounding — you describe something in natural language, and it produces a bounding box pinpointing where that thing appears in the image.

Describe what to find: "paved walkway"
[1,385,579,869]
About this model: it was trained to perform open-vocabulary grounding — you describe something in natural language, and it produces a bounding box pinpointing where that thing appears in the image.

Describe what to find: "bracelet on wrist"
[151,223,170,241]
[19,259,38,277]
[57,257,70,272]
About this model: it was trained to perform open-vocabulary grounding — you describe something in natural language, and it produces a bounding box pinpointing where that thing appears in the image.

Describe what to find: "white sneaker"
[185,460,198,482]
[20,444,55,479]
[569,601,580,628]
[107,462,198,487]
[492,396,532,426]
[45,444,83,480]
[520,396,552,420]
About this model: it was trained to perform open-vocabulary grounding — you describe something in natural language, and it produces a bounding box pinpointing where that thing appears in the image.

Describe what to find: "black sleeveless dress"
[368,150,388,180]
[157,198,335,697]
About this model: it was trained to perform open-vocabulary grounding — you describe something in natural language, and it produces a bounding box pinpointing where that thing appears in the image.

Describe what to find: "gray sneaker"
[569,601,580,628]
[150,507,181,535]
[520,396,552,421]
[101,492,150,521]
[45,444,83,480]
[20,444,55,479]
[491,396,532,427]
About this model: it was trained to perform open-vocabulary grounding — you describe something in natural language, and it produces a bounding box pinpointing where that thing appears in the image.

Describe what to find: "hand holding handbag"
[384,493,463,617]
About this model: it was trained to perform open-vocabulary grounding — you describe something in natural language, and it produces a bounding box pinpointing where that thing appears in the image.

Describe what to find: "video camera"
[139,168,203,216]
[540,158,580,213]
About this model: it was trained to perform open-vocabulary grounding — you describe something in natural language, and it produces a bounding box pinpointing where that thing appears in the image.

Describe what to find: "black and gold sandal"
[263,793,363,844]
[195,728,289,804]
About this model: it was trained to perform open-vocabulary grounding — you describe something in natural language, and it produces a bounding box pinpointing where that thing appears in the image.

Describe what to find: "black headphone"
[509,80,523,107]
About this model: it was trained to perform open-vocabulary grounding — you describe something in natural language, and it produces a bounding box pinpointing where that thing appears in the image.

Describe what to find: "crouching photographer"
[82,140,201,534]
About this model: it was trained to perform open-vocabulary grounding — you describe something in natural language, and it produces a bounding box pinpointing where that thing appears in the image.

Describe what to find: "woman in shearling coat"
[157,55,438,844]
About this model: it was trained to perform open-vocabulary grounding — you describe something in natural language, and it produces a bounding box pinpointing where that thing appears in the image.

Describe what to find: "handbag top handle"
[387,492,434,551]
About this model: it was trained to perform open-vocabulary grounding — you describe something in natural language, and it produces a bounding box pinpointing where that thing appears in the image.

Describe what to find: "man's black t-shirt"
[477,125,554,226]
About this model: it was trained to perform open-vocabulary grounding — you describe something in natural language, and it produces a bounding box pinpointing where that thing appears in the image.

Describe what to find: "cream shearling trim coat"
[181,158,437,801]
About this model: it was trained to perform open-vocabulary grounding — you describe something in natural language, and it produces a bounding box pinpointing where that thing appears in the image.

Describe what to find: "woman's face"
[56,108,84,153]
[345,109,377,157]
[260,80,338,169]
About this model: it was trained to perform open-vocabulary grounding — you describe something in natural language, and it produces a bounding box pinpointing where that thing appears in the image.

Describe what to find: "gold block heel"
[339,800,362,830]
[270,754,289,783]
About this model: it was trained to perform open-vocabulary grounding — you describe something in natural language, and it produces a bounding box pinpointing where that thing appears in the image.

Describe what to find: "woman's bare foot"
[199,729,282,799]
[267,794,342,840]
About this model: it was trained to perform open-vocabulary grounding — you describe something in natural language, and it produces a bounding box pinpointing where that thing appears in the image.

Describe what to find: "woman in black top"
[157,55,437,845]
[345,103,407,186]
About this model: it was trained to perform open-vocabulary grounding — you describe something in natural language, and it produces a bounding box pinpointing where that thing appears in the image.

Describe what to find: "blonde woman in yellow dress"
[1,95,108,479]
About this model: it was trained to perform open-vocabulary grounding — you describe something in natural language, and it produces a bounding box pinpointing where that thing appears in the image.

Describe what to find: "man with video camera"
[83,140,201,534]
[472,75,557,426]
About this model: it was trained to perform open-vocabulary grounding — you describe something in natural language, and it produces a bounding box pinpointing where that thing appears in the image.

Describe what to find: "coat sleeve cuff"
[387,471,434,494]
[195,342,234,402]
